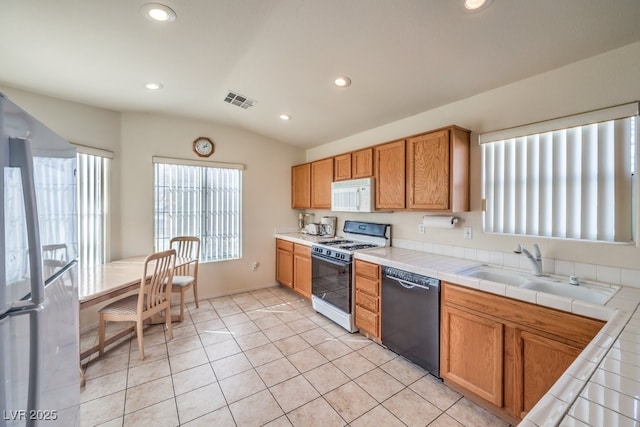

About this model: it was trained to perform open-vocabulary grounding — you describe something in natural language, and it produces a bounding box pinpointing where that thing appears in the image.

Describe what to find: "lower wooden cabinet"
[441,304,504,406]
[354,259,381,341]
[514,329,582,417]
[275,239,294,288]
[275,239,311,298]
[441,282,604,423]
[293,244,311,298]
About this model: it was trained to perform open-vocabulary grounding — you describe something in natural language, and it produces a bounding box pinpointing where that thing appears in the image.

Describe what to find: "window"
[153,157,243,261]
[480,103,638,243]
[76,148,111,268]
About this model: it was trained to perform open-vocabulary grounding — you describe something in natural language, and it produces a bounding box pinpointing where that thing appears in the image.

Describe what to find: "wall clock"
[193,137,214,157]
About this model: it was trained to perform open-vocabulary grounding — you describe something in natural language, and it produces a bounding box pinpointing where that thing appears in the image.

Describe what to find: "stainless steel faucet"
[515,243,543,276]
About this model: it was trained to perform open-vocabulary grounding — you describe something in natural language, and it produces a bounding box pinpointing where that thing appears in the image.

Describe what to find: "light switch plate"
[464,226,473,240]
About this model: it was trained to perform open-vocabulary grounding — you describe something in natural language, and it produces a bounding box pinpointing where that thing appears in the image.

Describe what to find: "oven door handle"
[311,254,350,267]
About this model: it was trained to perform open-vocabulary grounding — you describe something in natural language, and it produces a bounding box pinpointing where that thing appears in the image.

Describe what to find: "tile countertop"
[274,233,640,426]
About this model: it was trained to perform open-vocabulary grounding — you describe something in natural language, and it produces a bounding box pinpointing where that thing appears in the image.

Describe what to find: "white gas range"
[310,220,391,332]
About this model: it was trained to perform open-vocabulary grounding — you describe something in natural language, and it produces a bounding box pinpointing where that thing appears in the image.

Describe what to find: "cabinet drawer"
[355,275,379,297]
[277,239,294,252]
[355,259,379,280]
[355,306,379,337]
[356,291,379,312]
[294,243,311,256]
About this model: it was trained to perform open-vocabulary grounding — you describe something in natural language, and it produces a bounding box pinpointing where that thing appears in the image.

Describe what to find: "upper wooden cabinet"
[291,158,333,209]
[291,163,311,209]
[406,126,470,212]
[334,148,373,181]
[352,148,373,179]
[291,125,468,212]
[310,158,333,209]
[334,153,352,181]
[374,140,406,210]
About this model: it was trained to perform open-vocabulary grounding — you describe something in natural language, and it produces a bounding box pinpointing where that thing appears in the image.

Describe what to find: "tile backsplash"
[393,238,640,289]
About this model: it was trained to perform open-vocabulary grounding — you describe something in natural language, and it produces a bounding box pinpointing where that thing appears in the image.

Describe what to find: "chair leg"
[179,290,185,323]
[136,320,145,360]
[98,313,106,356]
[165,307,173,340]
[193,282,199,308]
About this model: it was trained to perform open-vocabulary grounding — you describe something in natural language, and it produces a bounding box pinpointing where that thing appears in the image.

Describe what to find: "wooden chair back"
[169,236,200,276]
[138,249,175,314]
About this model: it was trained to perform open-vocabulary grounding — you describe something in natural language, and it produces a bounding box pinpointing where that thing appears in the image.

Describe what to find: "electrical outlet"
[418,224,425,234]
[251,261,259,271]
[464,226,473,240]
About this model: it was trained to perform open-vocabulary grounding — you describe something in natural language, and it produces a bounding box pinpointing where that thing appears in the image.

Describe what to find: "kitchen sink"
[457,265,531,287]
[457,265,618,305]
[519,281,616,305]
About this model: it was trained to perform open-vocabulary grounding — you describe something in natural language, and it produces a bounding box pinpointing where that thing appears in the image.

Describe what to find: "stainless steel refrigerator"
[1,94,80,426]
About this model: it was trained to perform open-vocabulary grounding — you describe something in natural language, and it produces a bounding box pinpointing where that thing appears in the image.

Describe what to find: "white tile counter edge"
[274,233,640,426]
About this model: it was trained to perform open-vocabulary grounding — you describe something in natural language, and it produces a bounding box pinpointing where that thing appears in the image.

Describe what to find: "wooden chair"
[169,236,200,322]
[98,249,176,360]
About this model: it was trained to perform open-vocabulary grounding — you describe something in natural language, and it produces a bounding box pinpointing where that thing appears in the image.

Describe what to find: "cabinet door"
[293,245,311,298]
[352,148,373,178]
[291,163,311,209]
[276,240,294,288]
[407,130,450,210]
[512,329,582,417]
[311,158,333,209]
[374,140,405,210]
[334,153,352,181]
[441,304,504,406]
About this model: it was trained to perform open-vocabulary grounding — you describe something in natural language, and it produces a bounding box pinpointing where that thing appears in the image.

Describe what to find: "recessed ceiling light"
[334,76,352,88]
[279,114,291,121]
[145,82,163,90]
[464,0,493,11]
[141,3,177,22]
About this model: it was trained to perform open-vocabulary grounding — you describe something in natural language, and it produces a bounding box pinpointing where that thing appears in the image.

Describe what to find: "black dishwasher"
[381,266,440,377]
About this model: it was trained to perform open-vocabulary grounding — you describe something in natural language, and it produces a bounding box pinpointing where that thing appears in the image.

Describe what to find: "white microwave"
[331,177,375,212]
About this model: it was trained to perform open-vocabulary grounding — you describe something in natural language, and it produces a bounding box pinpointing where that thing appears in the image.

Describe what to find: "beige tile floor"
[79,286,512,427]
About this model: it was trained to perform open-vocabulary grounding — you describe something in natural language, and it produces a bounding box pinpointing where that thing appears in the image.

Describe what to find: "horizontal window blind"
[154,160,242,261]
[481,103,638,243]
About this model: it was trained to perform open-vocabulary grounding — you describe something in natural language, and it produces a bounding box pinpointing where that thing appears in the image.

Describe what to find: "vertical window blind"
[77,150,111,268]
[153,157,243,261]
[480,103,638,243]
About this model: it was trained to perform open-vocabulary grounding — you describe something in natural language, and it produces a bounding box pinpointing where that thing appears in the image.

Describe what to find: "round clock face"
[193,137,214,157]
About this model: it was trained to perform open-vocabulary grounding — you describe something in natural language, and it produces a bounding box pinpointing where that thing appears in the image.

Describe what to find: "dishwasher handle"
[384,275,433,291]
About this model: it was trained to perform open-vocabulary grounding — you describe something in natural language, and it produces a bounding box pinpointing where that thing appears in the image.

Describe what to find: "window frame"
[479,102,639,245]
[152,156,244,262]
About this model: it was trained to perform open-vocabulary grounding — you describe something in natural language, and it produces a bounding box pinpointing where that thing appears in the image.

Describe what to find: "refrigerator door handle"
[1,307,43,427]
[9,137,45,305]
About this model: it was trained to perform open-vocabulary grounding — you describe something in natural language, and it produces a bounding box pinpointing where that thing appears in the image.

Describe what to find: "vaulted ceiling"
[1,0,639,147]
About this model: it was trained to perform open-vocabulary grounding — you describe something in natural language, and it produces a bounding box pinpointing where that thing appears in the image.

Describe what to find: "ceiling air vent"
[224,91,257,109]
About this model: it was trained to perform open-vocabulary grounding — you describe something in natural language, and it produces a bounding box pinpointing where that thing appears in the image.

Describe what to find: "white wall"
[119,112,303,298]
[1,86,304,328]
[305,41,640,270]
